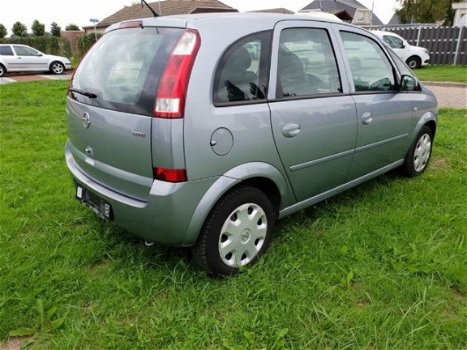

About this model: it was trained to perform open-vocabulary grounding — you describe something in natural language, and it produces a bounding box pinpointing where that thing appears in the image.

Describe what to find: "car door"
[11,45,49,71]
[0,45,17,70]
[335,27,413,179]
[268,21,358,202]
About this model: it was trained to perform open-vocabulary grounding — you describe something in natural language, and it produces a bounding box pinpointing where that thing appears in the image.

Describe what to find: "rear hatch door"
[67,25,183,200]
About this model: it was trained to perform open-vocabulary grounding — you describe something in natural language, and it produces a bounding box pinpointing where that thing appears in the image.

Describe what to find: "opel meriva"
[66,13,437,276]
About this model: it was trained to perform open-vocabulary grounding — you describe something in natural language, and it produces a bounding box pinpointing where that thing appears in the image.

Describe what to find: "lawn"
[0,81,466,349]
[415,65,467,84]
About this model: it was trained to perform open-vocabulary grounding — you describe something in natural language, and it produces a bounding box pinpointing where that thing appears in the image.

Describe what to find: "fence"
[372,25,466,66]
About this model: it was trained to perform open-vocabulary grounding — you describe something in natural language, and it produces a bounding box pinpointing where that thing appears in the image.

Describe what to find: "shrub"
[31,20,46,37]
[77,33,102,58]
[0,23,7,38]
[12,21,28,37]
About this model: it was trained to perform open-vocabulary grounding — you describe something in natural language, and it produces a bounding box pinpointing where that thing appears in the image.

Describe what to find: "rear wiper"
[69,88,97,99]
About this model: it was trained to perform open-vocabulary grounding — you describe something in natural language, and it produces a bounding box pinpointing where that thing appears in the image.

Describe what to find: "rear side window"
[340,31,396,92]
[213,31,272,105]
[277,28,342,98]
[0,46,14,56]
[70,27,182,116]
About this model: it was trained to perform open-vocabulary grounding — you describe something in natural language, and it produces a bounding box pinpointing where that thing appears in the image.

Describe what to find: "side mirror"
[400,75,420,92]
[37,53,43,56]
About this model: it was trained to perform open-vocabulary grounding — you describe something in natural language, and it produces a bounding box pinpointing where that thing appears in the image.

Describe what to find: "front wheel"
[0,64,6,77]
[50,61,65,75]
[193,186,275,277]
[401,126,433,177]
[406,56,421,69]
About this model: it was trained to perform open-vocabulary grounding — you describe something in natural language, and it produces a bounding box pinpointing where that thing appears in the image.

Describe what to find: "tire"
[401,126,433,177]
[193,186,275,277]
[406,56,421,69]
[50,61,65,75]
[0,64,6,77]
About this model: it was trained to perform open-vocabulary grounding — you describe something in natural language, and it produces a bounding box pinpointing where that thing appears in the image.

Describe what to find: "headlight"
[424,49,429,55]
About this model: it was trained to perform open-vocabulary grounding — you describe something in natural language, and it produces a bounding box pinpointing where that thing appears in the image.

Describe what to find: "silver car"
[65,13,437,276]
[0,44,71,77]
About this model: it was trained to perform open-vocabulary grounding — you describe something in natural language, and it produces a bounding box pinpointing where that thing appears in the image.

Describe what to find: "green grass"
[415,65,467,84]
[1,81,466,349]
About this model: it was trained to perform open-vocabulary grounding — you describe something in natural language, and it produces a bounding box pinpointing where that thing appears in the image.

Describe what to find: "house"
[299,0,383,26]
[452,0,467,27]
[83,0,237,35]
[387,13,400,26]
[250,8,295,15]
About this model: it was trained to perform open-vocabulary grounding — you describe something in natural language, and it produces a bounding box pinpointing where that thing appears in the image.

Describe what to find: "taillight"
[154,29,201,119]
[154,167,187,183]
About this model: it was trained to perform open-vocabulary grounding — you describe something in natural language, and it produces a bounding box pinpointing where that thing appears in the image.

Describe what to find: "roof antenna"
[141,0,159,17]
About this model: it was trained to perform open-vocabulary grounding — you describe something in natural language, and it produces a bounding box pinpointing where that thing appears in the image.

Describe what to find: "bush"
[77,33,102,58]
[0,37,71,58]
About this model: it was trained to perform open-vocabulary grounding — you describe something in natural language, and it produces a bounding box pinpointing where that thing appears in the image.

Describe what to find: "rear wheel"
[0,64,6,77]
[406,56,421,69]
[193,186,274,277]
[50,61,65,75]
[401,126,433,177]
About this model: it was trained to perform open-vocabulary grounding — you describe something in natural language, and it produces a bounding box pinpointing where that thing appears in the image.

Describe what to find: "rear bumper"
[65,141,217,246]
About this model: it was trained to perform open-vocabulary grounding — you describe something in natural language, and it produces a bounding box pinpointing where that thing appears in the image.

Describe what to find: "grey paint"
[65,13,438,247]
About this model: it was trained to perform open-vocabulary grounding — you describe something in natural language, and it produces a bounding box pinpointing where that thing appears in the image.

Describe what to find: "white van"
[373,30,430,69]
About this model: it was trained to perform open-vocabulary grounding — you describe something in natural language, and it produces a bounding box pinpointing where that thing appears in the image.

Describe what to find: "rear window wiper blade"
[69,88,97,99]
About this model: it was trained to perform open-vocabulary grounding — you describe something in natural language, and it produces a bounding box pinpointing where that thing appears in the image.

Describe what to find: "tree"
[0,23,7,38]
[50,22,61,37]
[65,24,80,31]
[11,21,28,37]
[31,19,45,36]
[396,0,463,25]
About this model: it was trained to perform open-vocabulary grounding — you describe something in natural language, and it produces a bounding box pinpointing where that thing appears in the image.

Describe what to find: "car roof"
[106,12,357,33]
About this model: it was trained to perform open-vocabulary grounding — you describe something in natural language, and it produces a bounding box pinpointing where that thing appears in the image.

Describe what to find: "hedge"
[77,33,102,59]
[0,37,71,58]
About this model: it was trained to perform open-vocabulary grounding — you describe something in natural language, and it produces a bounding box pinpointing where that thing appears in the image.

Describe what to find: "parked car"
[65,14,437,276]
[0,44,71,77]
[373,30,430,69]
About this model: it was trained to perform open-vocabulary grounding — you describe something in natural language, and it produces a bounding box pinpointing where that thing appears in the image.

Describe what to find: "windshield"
[70,27,182,116]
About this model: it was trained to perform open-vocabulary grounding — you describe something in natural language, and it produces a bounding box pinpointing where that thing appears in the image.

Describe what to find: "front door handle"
[361,112,373,125]
[282,123,301,138]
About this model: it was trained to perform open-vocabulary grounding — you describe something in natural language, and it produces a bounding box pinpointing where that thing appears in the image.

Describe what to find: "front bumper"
[65,142,217,246]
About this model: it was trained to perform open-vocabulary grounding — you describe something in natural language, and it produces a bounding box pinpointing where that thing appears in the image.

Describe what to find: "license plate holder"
[76,184,113,221]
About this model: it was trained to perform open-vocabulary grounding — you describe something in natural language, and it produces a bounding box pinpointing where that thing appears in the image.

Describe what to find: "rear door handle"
[282,123,301,138]
[361,112,373,125]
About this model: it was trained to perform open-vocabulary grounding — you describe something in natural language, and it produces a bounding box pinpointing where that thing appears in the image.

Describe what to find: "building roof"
[301,0,383,25]
[94,0,237,27]
[250,8,295,14]
[387,13,400,25]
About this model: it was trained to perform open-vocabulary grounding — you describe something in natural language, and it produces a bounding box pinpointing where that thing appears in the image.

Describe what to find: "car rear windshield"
[70,27,183,116]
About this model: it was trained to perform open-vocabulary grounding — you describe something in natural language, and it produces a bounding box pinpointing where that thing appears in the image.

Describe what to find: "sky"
[0,0,399,35]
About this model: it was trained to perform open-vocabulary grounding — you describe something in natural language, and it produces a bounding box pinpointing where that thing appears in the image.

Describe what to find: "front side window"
[277,28,342,98]
[340,31,396,92]
[383,35,404,49]
[0,46,14,56]
[213,31,271,105]
[13,46,39,56]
